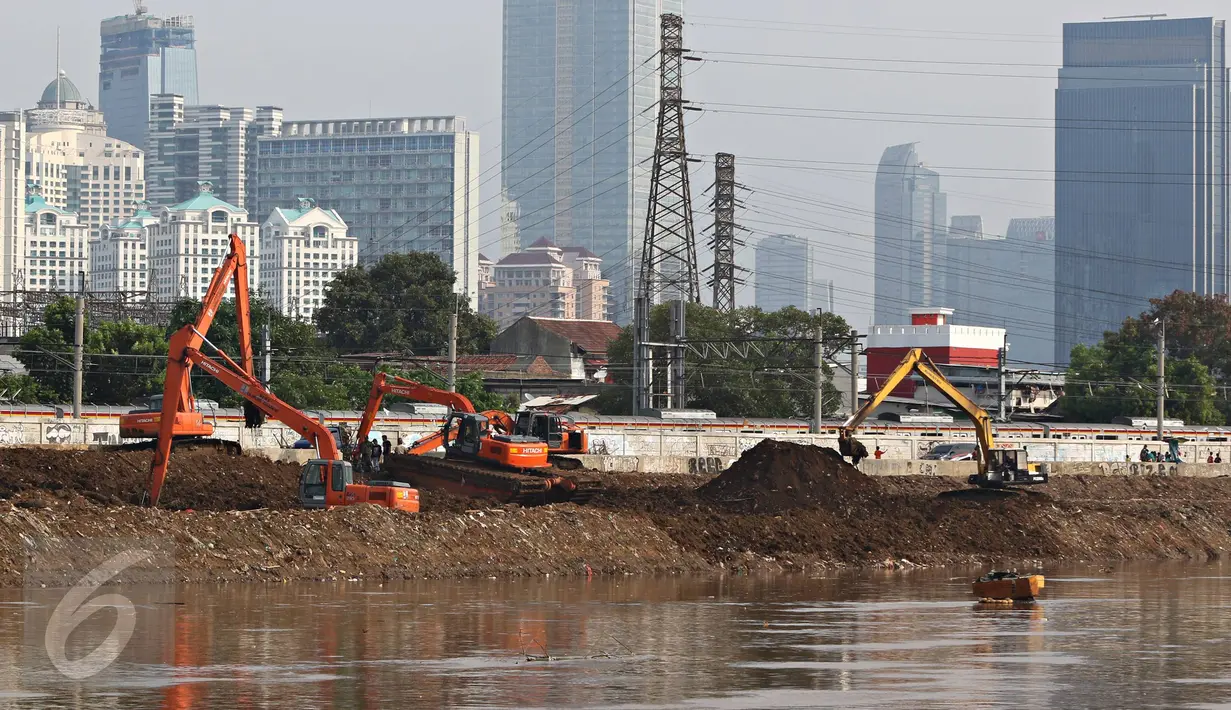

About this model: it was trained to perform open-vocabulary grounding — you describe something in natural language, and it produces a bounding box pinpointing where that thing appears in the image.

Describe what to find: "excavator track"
[382,454,602,507]
[102,438,242,456]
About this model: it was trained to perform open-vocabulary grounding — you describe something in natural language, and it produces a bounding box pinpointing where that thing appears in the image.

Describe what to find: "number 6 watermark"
[43,549,152,679]
[24,536,175,682]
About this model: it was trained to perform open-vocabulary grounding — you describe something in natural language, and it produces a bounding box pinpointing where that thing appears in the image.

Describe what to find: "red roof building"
[864,307,1005,398]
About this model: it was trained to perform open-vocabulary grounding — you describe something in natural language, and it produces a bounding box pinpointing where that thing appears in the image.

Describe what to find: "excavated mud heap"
[697,439,871,512]
[0,447,300,510]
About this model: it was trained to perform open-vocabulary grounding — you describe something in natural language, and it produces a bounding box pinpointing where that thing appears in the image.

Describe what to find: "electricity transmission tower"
[634,12,699,413]
[637,12,699,306]
[706,152,744,312]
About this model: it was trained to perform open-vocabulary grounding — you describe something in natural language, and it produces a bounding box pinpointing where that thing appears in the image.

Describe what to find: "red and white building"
[864,308,1005,398]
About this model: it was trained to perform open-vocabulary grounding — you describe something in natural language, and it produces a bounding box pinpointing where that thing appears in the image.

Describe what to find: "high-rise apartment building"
[23,184,89,292]
[99,9,198,149]
[24,73,145,239]
[1055,16,1228,364]
[90,203,157,295]
[0,112,25,293]
[254,116,480,307]
[500,189,521,256]
[259,197,358,321]
[874,143,948,325]
[148,182,259,302]
[502,0,683,322]
[754,233,816,313]
[147,96,283,211]
[478,237,611,329]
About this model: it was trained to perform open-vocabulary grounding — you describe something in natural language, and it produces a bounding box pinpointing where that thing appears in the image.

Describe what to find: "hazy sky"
[4,0,1228,328]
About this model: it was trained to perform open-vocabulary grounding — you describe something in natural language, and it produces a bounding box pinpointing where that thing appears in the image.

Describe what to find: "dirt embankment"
[2,441,1231,586]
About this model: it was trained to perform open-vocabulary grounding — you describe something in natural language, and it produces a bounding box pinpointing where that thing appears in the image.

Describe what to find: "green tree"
[0,373,51,403]
[15,297,165,404]
[313,253,496,355]
[1064,291,1226,425]
[596,303,850,417]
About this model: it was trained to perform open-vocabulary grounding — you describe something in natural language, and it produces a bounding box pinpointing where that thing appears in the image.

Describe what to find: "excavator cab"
[442,411,549,470]
[974,449,1048,488]
[298,459,352,508]
[515,412,563,449]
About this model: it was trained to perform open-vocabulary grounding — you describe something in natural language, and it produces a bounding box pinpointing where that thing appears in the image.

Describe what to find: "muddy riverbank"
[2,441,1231,586]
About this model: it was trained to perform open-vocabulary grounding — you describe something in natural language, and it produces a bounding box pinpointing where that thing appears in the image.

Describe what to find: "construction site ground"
[2,441,1231,586]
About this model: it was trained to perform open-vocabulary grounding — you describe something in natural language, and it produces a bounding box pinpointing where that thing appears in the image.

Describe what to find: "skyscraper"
[1005,217,1056,366]
[754,233,819,313]
[874,143,948,324]
[502,0,683,323]
[254,116,481,308]
[147,96,282,211]
[1055,16,1228,365]
[99,9,198,150]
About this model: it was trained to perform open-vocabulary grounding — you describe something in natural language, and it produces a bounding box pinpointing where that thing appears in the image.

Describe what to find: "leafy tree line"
[1065,291,1229,425]
[2,253,505,411]
[596,302,852,418]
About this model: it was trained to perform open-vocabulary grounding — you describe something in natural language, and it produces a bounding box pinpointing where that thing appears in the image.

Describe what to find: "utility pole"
[447,312,458,393]
[998,337,1008,422]
[262,323,271,386]
[849,330,859,417]
[1157,320,1166,442]
[72,295,84,419]
[812,323,824,433]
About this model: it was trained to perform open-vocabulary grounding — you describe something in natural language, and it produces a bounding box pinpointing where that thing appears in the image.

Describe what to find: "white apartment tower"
[0,112,25,293]
[90,203,157,294]
[24,72,145,239]
[147,95,283,211]
[23,183,89,292]
[148,181,259,302]
[259,197,357,321]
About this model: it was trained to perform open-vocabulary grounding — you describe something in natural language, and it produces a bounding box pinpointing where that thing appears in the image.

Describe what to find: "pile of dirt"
[0,447,301,510]
[697,440,871,512]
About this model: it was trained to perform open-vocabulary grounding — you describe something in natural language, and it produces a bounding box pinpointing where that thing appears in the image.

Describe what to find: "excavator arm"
[841,348,996,474]
[166,233,258,424]
[147,325,339,506]
[355,372,477,445]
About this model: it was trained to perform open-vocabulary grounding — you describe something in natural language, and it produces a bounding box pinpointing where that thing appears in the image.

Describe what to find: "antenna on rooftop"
[133,0,148,16]
[1102,13,1167,20]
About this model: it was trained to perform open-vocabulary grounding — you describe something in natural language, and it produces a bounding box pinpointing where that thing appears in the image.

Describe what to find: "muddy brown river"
[2,563,1231,708]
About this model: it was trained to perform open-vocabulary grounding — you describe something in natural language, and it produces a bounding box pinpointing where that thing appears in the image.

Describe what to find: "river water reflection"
[3,562,1231,708]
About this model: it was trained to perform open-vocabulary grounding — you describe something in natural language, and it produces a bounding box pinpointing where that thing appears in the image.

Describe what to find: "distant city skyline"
[4,0,1231,329]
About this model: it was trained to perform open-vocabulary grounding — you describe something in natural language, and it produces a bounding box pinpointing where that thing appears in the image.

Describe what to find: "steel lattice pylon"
[637,13,699,305]
[706,152,744,312]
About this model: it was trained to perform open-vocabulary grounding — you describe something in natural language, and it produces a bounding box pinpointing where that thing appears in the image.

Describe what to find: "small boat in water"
[973,571,1045,601]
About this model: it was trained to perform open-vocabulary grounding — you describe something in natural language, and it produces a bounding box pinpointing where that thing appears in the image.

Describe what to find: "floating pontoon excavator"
[840,348,1048,488]
[356,372,602,505]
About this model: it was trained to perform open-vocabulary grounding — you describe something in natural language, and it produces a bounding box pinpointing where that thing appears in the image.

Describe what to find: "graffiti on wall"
[45,423,72,444]
[1096,461,1177,477]
[0,424,27,445]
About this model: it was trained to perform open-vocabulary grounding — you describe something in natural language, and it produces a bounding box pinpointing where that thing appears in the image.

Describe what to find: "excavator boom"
[122,233,259,444]
[841,348,1045,488]
[147,325,417,511]
[356,372,476,445]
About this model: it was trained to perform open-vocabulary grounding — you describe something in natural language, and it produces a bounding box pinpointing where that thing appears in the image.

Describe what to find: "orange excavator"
[146,326,419,511]
[485,410,589,468]
[117,233,260,453]
[356,372,602,505]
